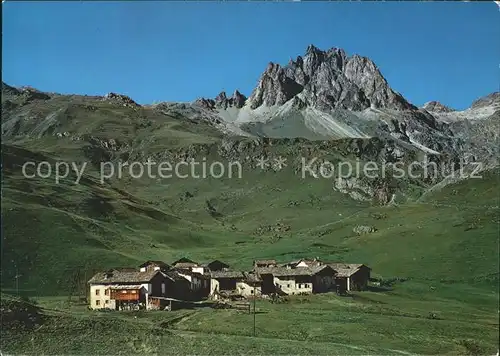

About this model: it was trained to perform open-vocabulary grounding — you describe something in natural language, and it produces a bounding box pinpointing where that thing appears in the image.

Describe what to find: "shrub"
[458,339,487,355]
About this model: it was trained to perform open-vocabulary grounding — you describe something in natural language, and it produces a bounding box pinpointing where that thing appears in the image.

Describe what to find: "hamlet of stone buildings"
[87,258,371,310]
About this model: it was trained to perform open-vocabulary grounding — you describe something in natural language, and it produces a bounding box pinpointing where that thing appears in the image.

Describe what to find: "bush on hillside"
[458,339,488,355]
[377,277,409,287]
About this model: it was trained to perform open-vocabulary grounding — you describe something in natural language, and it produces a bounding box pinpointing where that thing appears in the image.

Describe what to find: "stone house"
[139,260,170,272]
[278,258,372,293]
[328,263,371,292]
[163,270,191,300]
[253,259,277,269]
[210,270,263,299]
[175,269,210,299]
[172,257,205,275]
[236,272,262,297]
[254,265,336,295]
[87,268,170,310]
[210,270,243,297]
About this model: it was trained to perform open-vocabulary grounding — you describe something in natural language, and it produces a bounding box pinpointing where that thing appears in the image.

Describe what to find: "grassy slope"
[2,282,498,355]
[4,142,497,290]
[2,145,498,354]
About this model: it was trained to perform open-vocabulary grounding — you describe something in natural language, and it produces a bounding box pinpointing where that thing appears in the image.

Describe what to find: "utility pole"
[14,266,21,297]
[253,284,256,337]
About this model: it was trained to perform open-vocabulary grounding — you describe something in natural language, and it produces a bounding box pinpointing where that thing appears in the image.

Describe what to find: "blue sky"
[2,2,499,109]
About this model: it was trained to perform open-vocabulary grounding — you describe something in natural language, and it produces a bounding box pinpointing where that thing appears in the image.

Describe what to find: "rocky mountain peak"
[306,44,321,55]
[196,89,247,110]
[231,90,246,108]
[2,82,51,102]
[2,82,21,96]
[422,101,455,113]
[470,92,500,110]
[247,45,415,112]
[215,91,228,102]
[104,92,139,107]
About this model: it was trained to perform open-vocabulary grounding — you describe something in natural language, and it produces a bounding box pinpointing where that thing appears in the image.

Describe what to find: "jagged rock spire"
[247,45,415,111]
[198,45,416,112]
[196,89,247,110]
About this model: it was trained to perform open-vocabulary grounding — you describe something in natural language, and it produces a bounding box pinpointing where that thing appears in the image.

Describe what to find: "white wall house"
[87,269,167,310]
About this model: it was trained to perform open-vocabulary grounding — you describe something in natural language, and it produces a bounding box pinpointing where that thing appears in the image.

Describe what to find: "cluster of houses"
[87,257,371,311]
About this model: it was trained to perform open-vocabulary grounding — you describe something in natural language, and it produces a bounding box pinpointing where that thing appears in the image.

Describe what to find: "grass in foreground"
[2,279,498,355]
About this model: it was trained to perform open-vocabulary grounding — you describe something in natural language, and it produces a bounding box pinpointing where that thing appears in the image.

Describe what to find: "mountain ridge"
[2,45,499,165]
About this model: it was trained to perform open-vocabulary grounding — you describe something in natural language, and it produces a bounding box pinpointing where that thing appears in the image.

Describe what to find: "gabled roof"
[255,265,335,277]
[253,259,277,265]
[138,260,170,269]
[173,262,200,269]
[210,270,244,279]
[282,258,323,268]
[326,263,370,277]
[165,270,190,283]
[243,272,262,283]
[206,260,230,268]
[107,267,137,272]
[334,269,359,277]
[176,269,211,279]
[172,257,199,266]
[88,269,163,284]
[280,258,301,265]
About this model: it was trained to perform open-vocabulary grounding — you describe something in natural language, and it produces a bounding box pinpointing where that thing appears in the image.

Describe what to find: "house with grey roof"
[327,263,371,292]
[206,260,230,272]
[281,258,323,269]
[270,258,371,293]
[253,259,277,268]
[255,265,337,295]
[209,270,264,299]
[87,268,170,310]
[209,270,244,298]
[139,260,170,272]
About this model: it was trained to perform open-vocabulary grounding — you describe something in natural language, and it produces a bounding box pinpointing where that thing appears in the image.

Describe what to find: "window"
[95,289,100,296]
[96,300,100,306]
[287,284,290,288]
[161,283,166,294]
[122,290,127,294]
[105,289,109,296]
[299,284,302,289]
[105,300,109,304]
[250,289,254,294]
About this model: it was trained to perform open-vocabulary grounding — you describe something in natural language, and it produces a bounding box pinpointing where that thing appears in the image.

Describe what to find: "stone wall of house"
[273,276,313,295]
[210,278,220,296]
[350,267,371,291]
[313,275,336,293]
[236,282,262,297]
